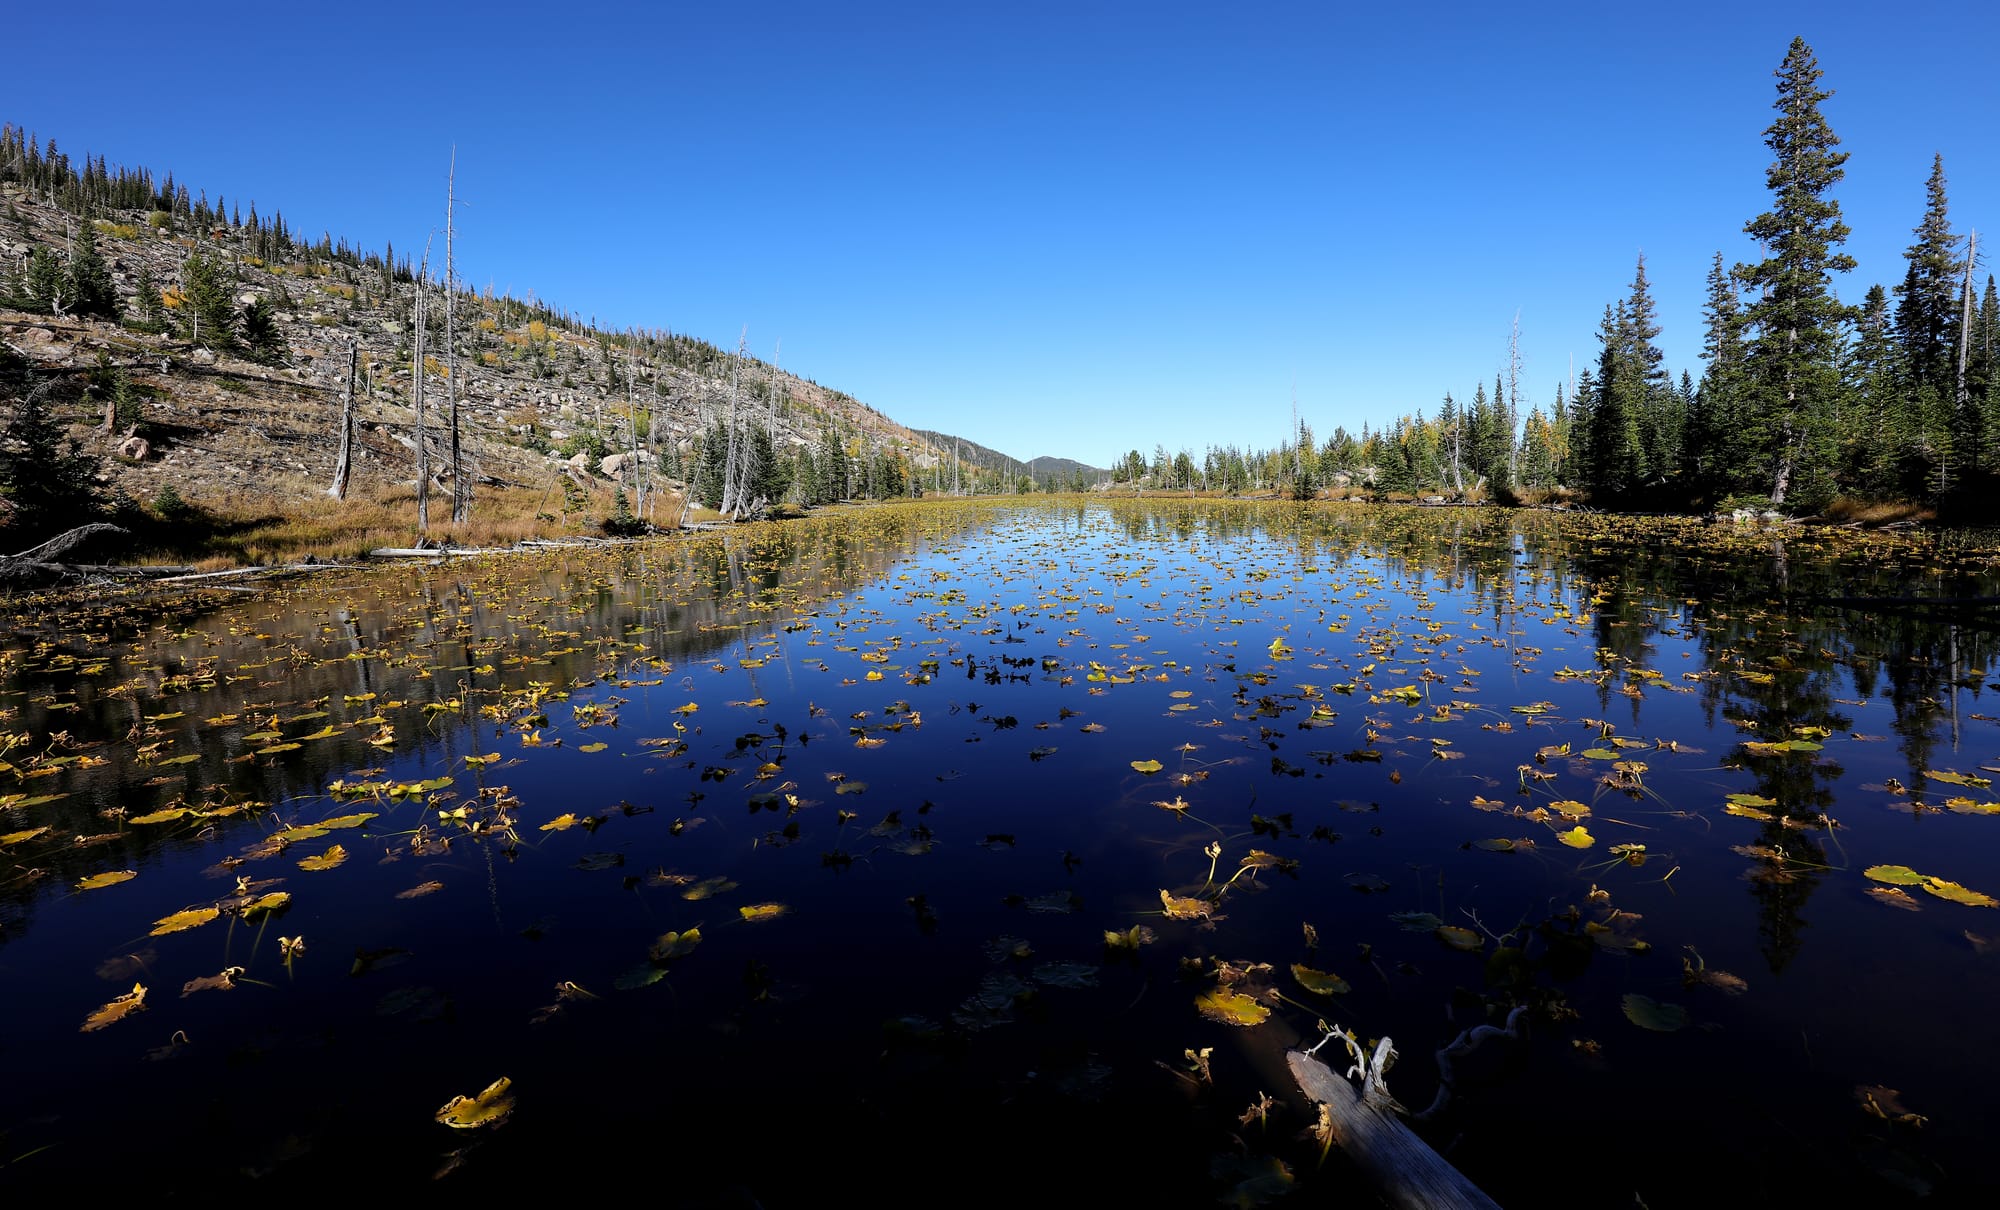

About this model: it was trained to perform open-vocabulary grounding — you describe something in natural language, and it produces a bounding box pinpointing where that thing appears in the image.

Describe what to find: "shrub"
[151,484,191,519]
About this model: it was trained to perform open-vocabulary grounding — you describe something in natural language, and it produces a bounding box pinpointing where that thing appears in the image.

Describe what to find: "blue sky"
[9,1,1997,466]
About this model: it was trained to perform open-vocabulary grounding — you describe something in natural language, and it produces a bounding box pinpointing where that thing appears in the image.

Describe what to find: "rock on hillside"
[0,179,972,517]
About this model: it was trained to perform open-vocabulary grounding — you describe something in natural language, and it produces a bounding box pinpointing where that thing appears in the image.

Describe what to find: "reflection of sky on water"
[1,502,1996,1204]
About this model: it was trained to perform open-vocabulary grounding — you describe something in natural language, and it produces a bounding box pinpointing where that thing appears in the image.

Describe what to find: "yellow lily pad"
[436,1077,515,1129]
[298,844,348,872]
[1290,964,1351,996]
[1195,987,1270,1027]
[150,907,221,936]
[76,870,137,891]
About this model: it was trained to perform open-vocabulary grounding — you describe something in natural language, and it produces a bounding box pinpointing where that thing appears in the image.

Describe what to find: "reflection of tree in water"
[0,509,947,939]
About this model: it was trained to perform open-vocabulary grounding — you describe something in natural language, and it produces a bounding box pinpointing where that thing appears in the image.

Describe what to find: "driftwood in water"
[0,523,140,588]
[1287,1046,1501,1210]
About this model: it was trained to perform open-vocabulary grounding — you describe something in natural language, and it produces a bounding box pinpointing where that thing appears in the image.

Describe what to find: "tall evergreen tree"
[1893,154,1962,395]
[1686,252,1746,501]
[1584,302,1648,501]
[1842,284,1906,495]
[1733,37,1856,508]
[64,222,118,319]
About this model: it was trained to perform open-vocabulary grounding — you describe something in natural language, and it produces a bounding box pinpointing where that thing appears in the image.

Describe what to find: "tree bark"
[329,340,356,499]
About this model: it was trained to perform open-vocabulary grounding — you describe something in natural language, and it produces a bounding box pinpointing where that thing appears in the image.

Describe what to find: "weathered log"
[1287,1048,1501,1210]
[6,522,128,563]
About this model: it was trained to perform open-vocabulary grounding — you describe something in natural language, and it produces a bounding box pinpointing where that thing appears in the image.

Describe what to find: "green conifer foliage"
[1733,37,1856,508]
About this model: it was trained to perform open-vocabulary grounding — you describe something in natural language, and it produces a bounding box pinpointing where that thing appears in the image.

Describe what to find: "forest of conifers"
[1119,39,1996,517]
[5,38,1996,518]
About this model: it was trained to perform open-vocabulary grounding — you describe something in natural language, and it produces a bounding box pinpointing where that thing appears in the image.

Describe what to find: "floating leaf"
[76,870,137,891]
[1130,759,1164,774]
[682,876,737,901]
[1920,877,1997,908]
[1291,964,1351,995]
[150,907,221,936]
[1160,889,1214,920]
[436,1077,515,1129]
[648,929,702,961]
[1549,799,1591,819]
[128,807,193,825]
[396,881,445,899]
[540,813,580,831]
[241,892,292,919]
[1103,925,1155,950]
[615,964,671,990]
[1726,792,1778,808]
[1031,962,1099,989]
[1195,987,1270,1027]
[1558,825,1595,849]
[1388,910,1442,930]
[1474,838,1517,852]
[181,966,244,996]
[81,983,147,1032]
[1,826,51,846]
[1863,865,1925,886]
[739,902,789,922]
[298,844,348,872]
[1621,993,1688,1032]
[578,742,609,753]
[1866,887,1921,912]
[1435,925,1484,951]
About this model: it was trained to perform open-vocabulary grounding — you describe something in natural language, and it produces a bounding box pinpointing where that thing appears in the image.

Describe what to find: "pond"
[2,500,1998,1205]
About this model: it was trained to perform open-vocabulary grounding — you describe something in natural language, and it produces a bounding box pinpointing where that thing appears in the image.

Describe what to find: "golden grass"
[122,484,617,567]
[1823,497,1936,526]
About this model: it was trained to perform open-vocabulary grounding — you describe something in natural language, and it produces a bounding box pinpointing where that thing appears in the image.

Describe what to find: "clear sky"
[9,1,1997,467]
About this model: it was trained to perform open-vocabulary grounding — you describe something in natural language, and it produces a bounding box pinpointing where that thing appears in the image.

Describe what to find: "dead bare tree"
[1506,310,1523,478]
[329,340,357,499]
[412,237,435,533]
[446,148,467,523]
[1957,229,1977,418]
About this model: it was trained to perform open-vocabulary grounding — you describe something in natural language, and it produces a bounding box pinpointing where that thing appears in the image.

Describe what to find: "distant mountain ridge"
[0,120,1100,539]
[910,429,1106,490]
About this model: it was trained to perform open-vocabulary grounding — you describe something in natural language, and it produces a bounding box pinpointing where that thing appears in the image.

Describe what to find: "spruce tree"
[1843,284,1905,495]
[64,223,118,320]
[181,253,236,351]
[1686,253,1746,501]
[23,246,63,314]
[1733,37,1856,508]
[1893,154,1962,395]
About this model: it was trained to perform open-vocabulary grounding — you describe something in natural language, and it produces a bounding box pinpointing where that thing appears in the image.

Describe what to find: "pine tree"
[22,246,63,314]
[1733,37,1856,508]
[1842,284,1905,495]
[1686,253,1746,502]
[1893,154,1962,395]
[0,367,102,538]
[181,253,236,351]
[64,222,118,319]
[1584,302,1648,501]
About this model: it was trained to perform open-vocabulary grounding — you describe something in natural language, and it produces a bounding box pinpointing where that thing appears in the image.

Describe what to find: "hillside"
[910,429,1105,492]
[0,126,1084,562]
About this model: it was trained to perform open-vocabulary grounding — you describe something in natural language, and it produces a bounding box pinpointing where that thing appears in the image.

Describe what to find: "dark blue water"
[2,501,1996,1206]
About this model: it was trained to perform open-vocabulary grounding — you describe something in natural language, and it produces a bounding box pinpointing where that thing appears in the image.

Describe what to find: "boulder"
[565,452,589,473]
[117,436,151,461]
[599,453,628,478]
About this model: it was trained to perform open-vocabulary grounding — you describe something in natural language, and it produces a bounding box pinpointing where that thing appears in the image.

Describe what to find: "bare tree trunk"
[1506,309,1523,478]
[413,244,433,533]
[330,340,357,499]
[1957,230,1977,418]
[447,149,467,523]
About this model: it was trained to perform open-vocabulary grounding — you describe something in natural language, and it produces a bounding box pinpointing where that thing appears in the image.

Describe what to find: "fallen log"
[1288,1039,1501,1210]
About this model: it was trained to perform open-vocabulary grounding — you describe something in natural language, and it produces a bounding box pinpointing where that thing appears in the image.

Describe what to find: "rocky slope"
[1,176,1015,528]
